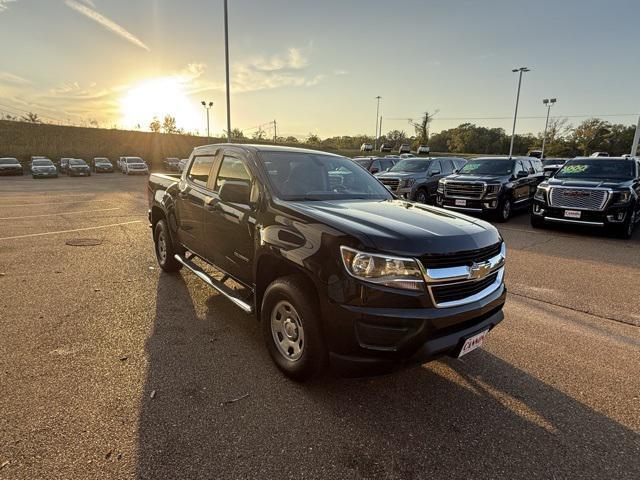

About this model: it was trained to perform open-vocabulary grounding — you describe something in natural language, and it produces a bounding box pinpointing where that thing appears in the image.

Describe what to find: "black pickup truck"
[148,144,507,380]
[532,157,640,238]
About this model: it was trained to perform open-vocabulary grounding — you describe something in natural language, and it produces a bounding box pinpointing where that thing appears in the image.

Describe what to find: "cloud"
[0,72,31,85]
[64,0,150,51]
[0,0,16,12]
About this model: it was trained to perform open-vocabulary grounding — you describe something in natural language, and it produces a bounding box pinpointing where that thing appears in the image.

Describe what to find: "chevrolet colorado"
[148,144,507,380]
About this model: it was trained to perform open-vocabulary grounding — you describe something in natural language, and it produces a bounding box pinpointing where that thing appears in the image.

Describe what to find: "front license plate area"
[458,329,489,358]
[564,210,581,219]
[455,199,467,206]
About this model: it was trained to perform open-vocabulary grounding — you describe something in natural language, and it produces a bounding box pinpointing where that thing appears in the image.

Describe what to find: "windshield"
[389,159,430,172]
[260,151,392,201]
[69,159,86,165]
[95,158,110,163]
[459,159,514,176]
[127,158,143,163]
[555,160,635,180]
[33,160,53,166]
[0,158,19,165]
[353,158,373,167]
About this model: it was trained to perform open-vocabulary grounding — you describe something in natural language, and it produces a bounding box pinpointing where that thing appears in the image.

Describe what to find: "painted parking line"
[0,220,143,241]
[0,199,110,208]
[0,207,121,220]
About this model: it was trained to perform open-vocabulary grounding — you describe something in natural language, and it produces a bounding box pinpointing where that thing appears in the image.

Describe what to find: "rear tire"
[261,275,328,381]
[153,219,182,272]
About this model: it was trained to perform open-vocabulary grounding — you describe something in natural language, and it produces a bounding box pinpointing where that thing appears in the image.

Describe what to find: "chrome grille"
[444,181,485,199]
[379,178,399,191]
[549,188,609,211]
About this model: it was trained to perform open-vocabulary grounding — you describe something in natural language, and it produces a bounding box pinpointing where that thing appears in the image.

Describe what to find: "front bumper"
[324,282,506,375]
[0,168,23,175]
[32,171,58,177]
[437,195,500,213]
[69,169,90,176]
[127,169,149,175]
[532,199,630,227]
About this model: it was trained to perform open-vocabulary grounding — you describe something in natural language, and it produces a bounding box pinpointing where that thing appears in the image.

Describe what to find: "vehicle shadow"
[137,275,639,480]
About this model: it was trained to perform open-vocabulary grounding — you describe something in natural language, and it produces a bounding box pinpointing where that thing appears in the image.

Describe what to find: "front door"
[204,149,257,285]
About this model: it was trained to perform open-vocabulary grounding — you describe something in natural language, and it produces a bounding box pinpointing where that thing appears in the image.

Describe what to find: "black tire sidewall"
[261,275,327,381]
[414,189,427,204]
[153,219,181,272]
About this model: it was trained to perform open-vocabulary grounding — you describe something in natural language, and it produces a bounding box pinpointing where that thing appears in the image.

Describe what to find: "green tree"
[162,115,178,134]
[385,129,407,147]
[227,128,246,141]
[252,127,267,141]
[571,118,610,156]
[306,133,321,145]
[410,111,438,147]
[149,117,161,133]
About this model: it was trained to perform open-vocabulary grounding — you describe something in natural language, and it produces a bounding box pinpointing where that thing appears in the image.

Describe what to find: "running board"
[174,254,254,313]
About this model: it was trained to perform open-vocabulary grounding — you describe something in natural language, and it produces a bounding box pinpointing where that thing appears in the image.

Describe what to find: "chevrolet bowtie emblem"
[468,261,492,280]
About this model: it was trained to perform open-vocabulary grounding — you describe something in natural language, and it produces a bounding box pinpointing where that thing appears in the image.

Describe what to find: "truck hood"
[546,178,631,189]
[375,171,423,179]
[445,174,507,183]
[284,199,500,257]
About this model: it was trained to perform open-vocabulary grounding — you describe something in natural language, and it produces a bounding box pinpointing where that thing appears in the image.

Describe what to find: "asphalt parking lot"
[1,173,638,480]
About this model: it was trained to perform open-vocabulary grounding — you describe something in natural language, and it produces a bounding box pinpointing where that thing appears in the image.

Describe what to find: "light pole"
[374,96,382,150]
[509,67,530,157]
[201,101,213,139]
[540,98,556,159]
[223,0,231,142]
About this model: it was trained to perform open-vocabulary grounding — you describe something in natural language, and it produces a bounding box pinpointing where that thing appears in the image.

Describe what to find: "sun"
[119,77,202,133]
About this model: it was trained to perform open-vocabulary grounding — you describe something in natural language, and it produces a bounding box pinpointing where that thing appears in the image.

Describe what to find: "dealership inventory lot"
[0,175,638,479]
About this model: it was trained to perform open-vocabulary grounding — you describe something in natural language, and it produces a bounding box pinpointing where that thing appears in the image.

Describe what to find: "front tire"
[261,275,328,381]
[414,188,428,204]
[496,198,512,222]
[153,219,182,272]
[617,209,636,239]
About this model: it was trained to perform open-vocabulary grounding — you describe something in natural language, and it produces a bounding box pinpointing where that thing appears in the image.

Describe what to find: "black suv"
[531,157,640,238]
[376,157,466,204]
[437,157,545,221]
[148,145,507,380]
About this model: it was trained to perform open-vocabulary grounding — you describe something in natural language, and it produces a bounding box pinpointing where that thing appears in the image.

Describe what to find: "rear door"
[512,160,531,203]
[426,159,443,201]
[175,154,218,256]
[204,148,258,285]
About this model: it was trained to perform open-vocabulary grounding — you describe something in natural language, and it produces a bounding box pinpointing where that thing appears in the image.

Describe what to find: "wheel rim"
[416,191,426,203]
[503,200,511,219]
[627,212,635,236]
[270,300,305,361]
[157,229,167,264]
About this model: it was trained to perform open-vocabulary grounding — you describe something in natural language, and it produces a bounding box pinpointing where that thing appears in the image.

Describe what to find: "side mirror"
[516,170,528,178]
[430,170,441,176]
[370,168,379,174]
[544,170,553,178]
[219,180,251,205]
[453,169,459,174]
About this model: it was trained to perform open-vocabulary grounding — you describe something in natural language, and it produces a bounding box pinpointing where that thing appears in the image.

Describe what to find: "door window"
[429,160,442,175]
[187,155,216,187]
[441,159,454,175]
[214,156,251,191]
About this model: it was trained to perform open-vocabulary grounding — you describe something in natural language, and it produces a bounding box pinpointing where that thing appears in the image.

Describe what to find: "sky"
[0,0,638,139]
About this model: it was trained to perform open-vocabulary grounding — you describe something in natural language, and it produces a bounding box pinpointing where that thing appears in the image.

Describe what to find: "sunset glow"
[119,77,202,133]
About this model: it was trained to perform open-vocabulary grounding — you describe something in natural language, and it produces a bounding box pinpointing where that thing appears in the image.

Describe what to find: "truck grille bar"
[443,181,486,199]
[548,187,609,211]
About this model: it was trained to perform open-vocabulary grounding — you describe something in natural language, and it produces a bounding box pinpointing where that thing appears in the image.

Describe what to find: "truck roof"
[193,143,344,158]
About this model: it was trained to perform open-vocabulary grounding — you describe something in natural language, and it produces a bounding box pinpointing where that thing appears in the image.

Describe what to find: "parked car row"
[360,143,430,154]
[358,153,639,239]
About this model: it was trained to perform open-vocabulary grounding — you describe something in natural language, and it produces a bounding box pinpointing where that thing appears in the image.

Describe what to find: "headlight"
[485,184,501,197]
[437,179,445,193]
[612,188,633,205]
[534,186,547,201]
[340,246,424,290]
[400,178,415,189]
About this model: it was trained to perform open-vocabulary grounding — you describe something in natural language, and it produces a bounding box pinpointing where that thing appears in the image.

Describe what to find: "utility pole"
[273,119,277,143]
[540,98,556,159]
[631,115,640,157]
[374,96,382,150]
[379,116,383,140]
[509,67,530,157]
[223,0,231,142]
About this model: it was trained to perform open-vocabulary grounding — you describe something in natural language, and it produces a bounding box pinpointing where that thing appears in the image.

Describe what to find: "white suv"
[122,157,149,175]
[360,143,373,152]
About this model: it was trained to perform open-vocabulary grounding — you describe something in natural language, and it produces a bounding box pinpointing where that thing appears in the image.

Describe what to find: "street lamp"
[374,96,382,150]
[509,67,530,158]
[201,101,213,139]
[540,98,557,159]
[223,0,231,142]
